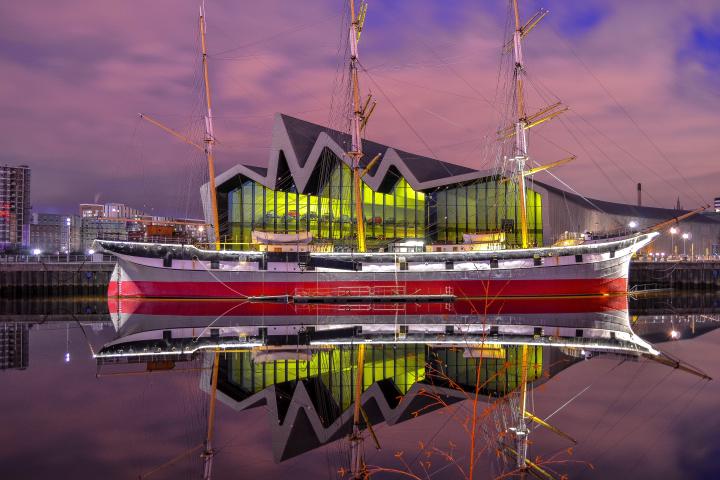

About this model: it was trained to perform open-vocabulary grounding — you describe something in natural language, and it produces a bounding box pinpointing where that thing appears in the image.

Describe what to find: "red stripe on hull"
[110,295,628,317]
[112,278,628,299]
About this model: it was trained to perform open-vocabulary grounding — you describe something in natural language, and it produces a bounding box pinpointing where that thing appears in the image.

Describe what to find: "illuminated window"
[227,161,426,247]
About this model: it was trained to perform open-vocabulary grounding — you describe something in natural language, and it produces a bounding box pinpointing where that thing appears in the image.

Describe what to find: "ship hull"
[102,233,657,301]
[109,262,629,298]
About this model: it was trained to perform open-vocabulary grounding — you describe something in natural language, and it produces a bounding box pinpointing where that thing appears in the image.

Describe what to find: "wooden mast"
[505,14,546,451]
[349,0,367,253]
[511,0,530,249]
[515,344,530,470]
[642,204,711,234]
[202,351,221,479]
[199,5,221,250]
[510,0,558,446]
[350,343,366,478]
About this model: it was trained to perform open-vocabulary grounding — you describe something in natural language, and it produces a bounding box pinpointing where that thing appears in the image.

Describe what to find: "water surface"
[1,293,718,479]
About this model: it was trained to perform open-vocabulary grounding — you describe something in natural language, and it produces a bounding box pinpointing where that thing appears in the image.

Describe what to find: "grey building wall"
[29,213,63,253]
[535,182,720,256]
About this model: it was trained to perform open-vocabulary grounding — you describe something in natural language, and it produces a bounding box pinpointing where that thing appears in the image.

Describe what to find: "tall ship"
[97,1,703,301]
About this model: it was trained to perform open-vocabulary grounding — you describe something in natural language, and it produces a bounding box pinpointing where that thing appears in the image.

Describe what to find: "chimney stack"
[637,183,642,207]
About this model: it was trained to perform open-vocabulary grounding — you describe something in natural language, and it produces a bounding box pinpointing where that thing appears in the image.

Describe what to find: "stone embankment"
[629,261,720,291]
[0,259,115,297]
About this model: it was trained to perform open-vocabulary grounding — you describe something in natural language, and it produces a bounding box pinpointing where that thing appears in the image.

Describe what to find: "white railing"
[0,254,115,264]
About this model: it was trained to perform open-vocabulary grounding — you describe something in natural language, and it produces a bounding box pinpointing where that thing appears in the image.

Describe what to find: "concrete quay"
[630,261,720,290]
[0,260,115,297]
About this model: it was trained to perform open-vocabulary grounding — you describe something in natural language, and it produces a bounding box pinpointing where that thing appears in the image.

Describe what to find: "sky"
[0,0,718,219]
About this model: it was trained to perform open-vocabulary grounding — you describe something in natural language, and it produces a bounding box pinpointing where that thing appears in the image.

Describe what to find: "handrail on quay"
[635,255,719,263]
[0,254,116,264]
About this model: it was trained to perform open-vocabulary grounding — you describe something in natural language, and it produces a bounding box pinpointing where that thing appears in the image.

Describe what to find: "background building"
[60,215,74,252]
[76,202,207,252]
[0,164,31,252]
[204,114,720,255]
[79,204,104,218]
[103,203,145,219]
[0,323,29,370]
[29,213,62,253]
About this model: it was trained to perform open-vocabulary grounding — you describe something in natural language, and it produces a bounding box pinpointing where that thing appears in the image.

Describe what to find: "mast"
[349,0,367,253]
[350,343,366,478]
[511,0,530,249]
[202,351,221,479]
[199,4,221,250]
[641,204,710,234]
[515,344,530,470]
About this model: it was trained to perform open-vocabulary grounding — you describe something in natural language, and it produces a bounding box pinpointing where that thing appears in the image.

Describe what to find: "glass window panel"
[467,185,477,233]
[224,172,441,247]
[446,188,458,243]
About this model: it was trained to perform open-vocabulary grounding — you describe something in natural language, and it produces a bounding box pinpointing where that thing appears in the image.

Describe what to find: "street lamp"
[670,227,678,258]
[65,324,71,363]
[628,221,638,229]
[682,232,689,256]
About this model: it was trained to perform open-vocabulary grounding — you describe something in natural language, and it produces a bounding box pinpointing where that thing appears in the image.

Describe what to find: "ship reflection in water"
[90,294,715,478]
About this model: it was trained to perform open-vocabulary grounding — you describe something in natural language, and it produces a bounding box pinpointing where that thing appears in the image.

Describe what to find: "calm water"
[1,293,719,479]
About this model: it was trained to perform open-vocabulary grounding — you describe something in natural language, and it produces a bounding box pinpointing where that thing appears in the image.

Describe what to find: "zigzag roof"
[199,345,571,462]
[213,113,489,196]
[202,367,475,462]
[205,114,720,227]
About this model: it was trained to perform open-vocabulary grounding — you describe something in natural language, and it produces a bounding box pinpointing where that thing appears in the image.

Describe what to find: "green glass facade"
[431,180,542,246]
[225,162,542,248]
[433,345,543,395]
[228,162,425,248]
[228,344,426,411]
[224,345,543,410]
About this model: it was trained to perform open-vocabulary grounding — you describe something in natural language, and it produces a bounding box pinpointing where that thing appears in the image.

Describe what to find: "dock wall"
[630,261,720,290]
[0,262,115,298]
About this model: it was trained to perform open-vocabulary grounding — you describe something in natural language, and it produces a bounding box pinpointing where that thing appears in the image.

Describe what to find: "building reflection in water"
[95,294,683,468]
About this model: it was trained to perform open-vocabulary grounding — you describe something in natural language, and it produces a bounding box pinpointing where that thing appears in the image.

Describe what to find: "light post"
[669,227,678,258]
[65,324,71,364]
[682,232,689,257]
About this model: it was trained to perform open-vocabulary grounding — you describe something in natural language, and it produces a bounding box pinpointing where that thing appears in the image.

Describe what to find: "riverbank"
[0,261,115,297]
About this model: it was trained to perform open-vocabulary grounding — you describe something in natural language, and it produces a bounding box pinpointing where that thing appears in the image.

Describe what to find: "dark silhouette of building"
[0,323,30,370]
[0,164,31,251]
